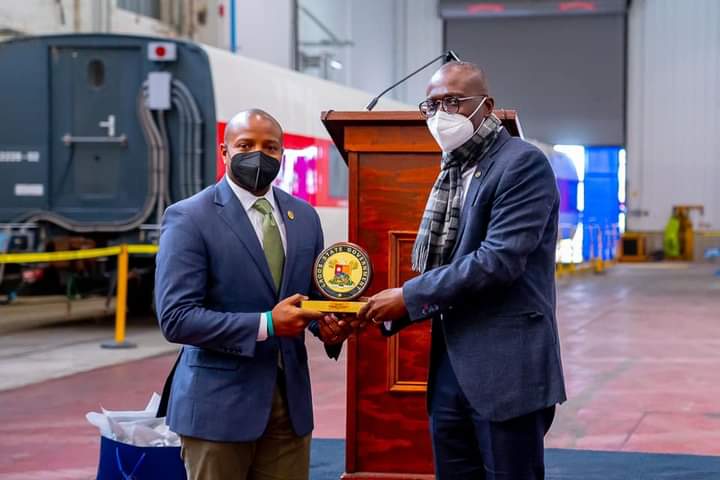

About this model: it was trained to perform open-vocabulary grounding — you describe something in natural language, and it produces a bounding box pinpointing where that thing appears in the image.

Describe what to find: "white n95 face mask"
[426,97,487,153]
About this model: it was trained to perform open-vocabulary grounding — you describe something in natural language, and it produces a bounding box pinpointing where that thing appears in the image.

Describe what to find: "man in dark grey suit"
[358,62,566,479]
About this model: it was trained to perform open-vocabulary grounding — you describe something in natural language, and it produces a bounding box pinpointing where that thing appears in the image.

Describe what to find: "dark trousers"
[429,347,555,480]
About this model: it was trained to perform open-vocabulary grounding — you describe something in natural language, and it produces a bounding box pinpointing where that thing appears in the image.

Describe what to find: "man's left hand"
[358,288,408,325]
[318,314,353,345]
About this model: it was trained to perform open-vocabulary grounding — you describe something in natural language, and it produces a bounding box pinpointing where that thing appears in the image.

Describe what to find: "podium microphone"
[365,50,462,111]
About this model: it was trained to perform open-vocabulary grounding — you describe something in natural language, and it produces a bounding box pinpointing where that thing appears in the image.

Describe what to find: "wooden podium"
[321,110,523,479]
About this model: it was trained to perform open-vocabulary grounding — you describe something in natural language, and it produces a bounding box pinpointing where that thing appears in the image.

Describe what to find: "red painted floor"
[0,354,175,479]
[0,341,344,479]
[546,264,720,455]
[1,263,719,478]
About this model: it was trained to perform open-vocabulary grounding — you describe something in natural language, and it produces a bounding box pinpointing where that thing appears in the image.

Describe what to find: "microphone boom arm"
[365,50,461,111]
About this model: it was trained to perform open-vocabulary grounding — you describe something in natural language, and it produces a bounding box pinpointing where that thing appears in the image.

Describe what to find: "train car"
[0,33,409,306]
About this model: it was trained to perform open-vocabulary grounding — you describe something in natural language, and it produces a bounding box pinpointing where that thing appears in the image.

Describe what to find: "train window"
[87,59,105,88]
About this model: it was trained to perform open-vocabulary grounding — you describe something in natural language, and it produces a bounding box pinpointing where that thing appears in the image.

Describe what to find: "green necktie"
[252,198,284,291]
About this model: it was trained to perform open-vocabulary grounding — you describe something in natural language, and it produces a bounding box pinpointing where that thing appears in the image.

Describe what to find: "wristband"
[266,311,275,337]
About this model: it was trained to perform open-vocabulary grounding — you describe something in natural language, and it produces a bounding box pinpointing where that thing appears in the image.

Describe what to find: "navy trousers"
[429,345,555,480]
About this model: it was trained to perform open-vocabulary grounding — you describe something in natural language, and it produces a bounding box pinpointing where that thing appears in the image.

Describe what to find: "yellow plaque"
[301,242,373,313]
[301,300,366,313]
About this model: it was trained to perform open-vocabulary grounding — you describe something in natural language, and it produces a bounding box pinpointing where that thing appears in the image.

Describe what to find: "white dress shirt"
[461,167,475,208]
[226,175,287,341]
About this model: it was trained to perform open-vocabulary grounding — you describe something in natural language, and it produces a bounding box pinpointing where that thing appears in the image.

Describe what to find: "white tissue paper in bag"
[86,393,180,447]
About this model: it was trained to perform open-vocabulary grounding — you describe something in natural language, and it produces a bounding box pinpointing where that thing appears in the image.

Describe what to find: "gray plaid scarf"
[411,114,503,273]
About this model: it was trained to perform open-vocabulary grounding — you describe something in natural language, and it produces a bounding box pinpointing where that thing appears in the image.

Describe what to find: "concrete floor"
[0,318,178,391]
[0,263,718,478]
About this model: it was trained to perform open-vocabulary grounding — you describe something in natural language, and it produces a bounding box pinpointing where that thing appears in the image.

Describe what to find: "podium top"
[321,110,523,163]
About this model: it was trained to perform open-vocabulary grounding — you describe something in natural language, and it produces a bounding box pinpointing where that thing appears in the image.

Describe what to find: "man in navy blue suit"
[155,109,354,480]
[359,62,566,479]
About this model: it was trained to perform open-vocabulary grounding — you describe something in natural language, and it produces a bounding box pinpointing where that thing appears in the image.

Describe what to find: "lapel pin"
[287,210,295,220]
[475,170,482,178]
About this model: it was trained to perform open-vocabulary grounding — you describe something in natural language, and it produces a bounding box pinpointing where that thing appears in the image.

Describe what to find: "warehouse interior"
[0,1,719,479]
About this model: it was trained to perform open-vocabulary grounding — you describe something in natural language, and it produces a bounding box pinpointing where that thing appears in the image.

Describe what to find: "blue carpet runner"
[310,439,720,480]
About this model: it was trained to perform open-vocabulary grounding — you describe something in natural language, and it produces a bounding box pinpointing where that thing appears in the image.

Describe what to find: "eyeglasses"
[418,95,486,119]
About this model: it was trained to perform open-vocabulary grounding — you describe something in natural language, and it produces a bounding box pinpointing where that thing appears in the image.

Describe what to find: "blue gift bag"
[97,435,186,480]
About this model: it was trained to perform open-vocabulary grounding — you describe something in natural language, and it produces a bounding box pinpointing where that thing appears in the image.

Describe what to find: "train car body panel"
[203,44,409,138]
[0,34,218,229]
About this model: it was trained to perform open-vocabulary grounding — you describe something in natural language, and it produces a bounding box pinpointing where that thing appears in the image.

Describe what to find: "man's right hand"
[271,294,323,337]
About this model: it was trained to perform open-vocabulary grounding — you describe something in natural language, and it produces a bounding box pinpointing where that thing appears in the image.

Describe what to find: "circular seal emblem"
[313,242,372,301]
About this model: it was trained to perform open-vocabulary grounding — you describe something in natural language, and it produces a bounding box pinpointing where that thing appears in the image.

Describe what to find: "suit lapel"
[449,129,512,259]
[214,179,276,294]
[272,187,298,299]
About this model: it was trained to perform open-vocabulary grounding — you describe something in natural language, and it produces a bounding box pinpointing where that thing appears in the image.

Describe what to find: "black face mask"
[229,151,281,192]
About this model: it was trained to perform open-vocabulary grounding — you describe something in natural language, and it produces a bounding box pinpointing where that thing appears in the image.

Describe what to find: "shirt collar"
[225,175,278,213]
